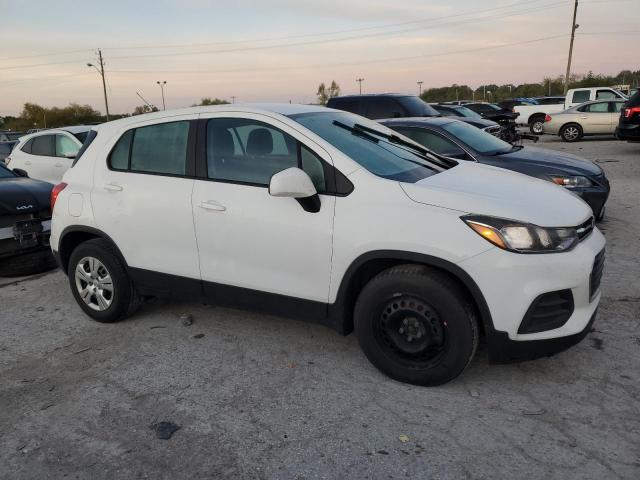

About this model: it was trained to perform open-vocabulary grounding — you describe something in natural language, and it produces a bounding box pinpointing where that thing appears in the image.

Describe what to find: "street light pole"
[356,78,365,95]
[87,49,110,121]
[157,81,167,110]
[417,81,423,96]
[564,0,579,95]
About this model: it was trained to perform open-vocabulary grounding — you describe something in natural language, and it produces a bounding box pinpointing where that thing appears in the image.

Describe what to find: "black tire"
[560,123,583,142]
[529,116,545,135]
[354,265,479,386]
[67,238,140,323]
[0,249,57,277]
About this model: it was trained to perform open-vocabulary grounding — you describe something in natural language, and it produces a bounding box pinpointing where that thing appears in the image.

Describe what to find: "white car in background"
[49,104,605,386]
[6,126,92,184]
[515,87,628,134]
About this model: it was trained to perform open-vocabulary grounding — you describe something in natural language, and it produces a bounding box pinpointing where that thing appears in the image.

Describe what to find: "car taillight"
[545,114,552,122]
[51,182,67,211]
[624,106,640,118]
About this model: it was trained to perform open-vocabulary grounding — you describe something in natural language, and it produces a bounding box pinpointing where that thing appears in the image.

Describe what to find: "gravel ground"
[1,135,639,480]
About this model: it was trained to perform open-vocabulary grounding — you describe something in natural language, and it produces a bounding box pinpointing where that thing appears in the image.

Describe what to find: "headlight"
[462,215,579,253]
[549,175,593,188]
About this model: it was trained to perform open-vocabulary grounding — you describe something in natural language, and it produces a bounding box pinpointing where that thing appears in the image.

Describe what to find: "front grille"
[518,290,574,334]
[576,217,595,241]
[590,249,605,301]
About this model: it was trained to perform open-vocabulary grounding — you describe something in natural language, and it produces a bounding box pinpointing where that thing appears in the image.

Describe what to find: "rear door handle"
[104,183,123,192]
[199,200,226,212]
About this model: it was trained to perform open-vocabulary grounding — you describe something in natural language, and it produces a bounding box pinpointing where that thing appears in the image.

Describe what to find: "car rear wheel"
[68,238,140,323]
[560,124,583,142]
[529,116,545,134]
[354,265,479,386]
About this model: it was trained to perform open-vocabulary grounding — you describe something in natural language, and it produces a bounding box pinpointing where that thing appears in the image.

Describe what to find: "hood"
[0,177,53,216]
[457,117,498,129]
[401,162,592,227]
[496,146,603,176]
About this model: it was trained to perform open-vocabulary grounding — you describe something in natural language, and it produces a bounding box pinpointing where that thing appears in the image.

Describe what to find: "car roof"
[92,104,332,132]
[60,125,94,133]
[328,94,411,100]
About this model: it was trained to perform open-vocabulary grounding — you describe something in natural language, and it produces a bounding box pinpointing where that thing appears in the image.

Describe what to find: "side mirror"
[269,167,320,213]
[13,168,29,177]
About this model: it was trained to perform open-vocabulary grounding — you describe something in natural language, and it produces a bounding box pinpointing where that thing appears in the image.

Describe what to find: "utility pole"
[87,49,110,121]
[231,96,236,104]
[356,78,365,95]
[156,81,167,110]
[564,0,579,95]
[136,91,155,110]
[417,81,423,96]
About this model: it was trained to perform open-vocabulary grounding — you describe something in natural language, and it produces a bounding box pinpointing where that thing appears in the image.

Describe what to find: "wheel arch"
[57,226,128,275]
[329,250,494,338]
[527,112,547,125]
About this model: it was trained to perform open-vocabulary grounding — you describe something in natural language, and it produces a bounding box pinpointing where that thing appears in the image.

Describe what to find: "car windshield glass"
[398,97,441,116]
[441,120,512,155]
[454,106,482,119]
[289,111,445,183]
[0,164,16,178]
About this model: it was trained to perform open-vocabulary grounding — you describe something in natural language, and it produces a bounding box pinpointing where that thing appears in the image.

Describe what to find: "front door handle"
[104,183,123,192]
[199,200,226,212]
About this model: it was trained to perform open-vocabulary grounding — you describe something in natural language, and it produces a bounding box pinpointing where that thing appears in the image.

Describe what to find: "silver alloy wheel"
[532,121,544,134]
[563,126,580,141]
[74,256,114,311]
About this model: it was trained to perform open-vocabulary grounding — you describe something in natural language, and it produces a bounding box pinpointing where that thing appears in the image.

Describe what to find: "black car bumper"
[577,188,608,220]
[487,309,597,363]
[0,219,52,259]
[616,124,640,142]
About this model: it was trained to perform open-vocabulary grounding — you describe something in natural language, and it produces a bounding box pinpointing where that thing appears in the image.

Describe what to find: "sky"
[0,0,638,116]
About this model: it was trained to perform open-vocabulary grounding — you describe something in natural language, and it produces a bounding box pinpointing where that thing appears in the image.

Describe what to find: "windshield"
[289,111,443,183]
[398,97,441,117]
[453,106,482,119]
[441,120,512,155]
[0,164,16,179]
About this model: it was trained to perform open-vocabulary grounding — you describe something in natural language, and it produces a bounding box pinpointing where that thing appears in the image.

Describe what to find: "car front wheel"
[67,238,140,323]
[354,265,479,386]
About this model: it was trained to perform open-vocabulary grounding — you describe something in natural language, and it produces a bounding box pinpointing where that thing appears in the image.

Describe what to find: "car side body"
[50,104,605,385]
[543,100,626,142]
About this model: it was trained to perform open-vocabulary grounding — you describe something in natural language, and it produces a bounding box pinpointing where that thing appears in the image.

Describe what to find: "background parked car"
[463,102,519,123]
[616,90,640,142]
[0,140,17,164]
[380,117,610,220]
[327,93,442,119]
[543,100,626,142]
[514,87,627,134]
[6,126,91,184]
[430,104,501,136]
[0,163,55,276]
[0,131,25,142]
[533,96,565,105]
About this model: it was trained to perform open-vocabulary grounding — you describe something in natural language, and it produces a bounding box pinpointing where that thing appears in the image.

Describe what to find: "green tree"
[194,97,230,106]
[132,105,159,115]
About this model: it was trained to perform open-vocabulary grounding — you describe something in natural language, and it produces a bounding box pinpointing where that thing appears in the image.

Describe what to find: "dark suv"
[327,94,441,119]
[616,91,640,142]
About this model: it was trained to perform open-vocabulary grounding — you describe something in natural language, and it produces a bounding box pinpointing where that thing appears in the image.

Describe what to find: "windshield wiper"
[333,120,382,144]
[350,123,456,169]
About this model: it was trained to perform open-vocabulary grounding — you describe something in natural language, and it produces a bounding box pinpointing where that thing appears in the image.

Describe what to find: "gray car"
[543,100,626,142]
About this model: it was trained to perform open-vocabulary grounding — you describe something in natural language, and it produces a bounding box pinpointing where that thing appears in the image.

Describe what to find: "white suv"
[50,104,605,386]
[7,126,92,184]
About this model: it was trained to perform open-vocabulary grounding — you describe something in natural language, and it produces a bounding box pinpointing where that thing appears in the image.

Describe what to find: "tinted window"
[572,90,590,104]
[206,118,298,186]
[31,135,55,156]
[72,130,98,167]
[611,101,624,113]
[366,98,406,119]
[130,121,189,175]
[109,130,134,170]
[397,97,440,117]
[394,128,466,157]
[21,138,33,154]
[73,131,89,143]
[328,98,360,114]
[300,145,326,192]
[290,111,441,183]
[584,102,609,113]
[56,135,79,157]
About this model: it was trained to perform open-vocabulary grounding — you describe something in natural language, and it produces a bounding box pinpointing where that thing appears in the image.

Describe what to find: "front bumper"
[575,187,609,220]
[616,124,640,141]
[459,227,605,361]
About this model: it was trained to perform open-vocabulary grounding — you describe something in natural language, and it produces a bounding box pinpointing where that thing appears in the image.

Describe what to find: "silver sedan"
[543,100,625,142]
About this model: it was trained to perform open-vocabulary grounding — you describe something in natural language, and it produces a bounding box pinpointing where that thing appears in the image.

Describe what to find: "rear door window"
[584,102,609,113]
[596,90,616,100]
[328,98,361,115]
[30,135,55,156]
[56,135,80,158]
[365,98,406,119]
[130,121,190,175]
[571,90,590,104]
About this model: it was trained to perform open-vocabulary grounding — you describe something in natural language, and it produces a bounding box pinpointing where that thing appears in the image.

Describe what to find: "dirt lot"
[1,135,639,480]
